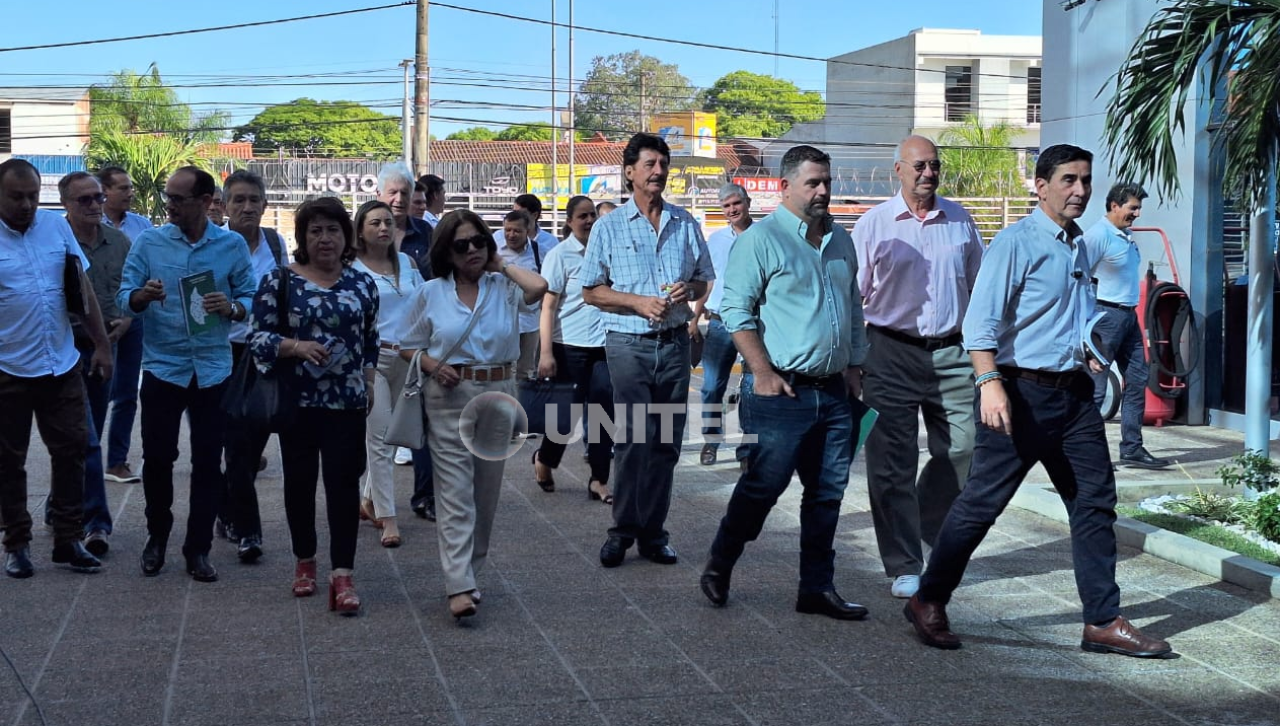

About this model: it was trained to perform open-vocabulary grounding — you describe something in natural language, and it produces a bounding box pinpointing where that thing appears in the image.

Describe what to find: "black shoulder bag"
[221,266,298,432]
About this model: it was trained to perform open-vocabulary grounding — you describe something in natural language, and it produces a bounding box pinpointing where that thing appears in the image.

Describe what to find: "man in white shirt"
[1083,182,1168,469]
[497,210,547,380]
[419,174,446,228]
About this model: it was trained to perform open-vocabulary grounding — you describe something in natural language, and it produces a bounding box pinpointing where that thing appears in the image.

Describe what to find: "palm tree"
[87,130,217,222]
[937,114,1028,198]
[1104,0,1280,209]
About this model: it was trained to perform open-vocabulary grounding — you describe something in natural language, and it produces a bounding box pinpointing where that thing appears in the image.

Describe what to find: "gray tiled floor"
[3,389,1280,726]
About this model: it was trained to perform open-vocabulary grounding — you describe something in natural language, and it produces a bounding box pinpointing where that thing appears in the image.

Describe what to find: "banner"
[526,164,623,208]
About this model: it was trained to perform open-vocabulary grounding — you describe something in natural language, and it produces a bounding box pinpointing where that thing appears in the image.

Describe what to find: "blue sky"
[1,0,1042,138]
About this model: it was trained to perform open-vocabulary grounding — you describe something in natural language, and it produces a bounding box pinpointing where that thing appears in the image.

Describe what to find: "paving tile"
[594,694,754,726]
[738,687,894,726]
[575,661,716,701]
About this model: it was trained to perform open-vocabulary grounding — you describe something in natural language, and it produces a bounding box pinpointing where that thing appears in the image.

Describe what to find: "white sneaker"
[394,447,413,465]
[890,574,920,599]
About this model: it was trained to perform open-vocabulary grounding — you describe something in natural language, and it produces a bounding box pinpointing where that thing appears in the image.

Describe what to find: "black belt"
[1097,300,1137,312]
[706,312,722,321]
[634,327,685,342]
[998,366,1084,390]
[775,369,840,388]
[868,324,962,352]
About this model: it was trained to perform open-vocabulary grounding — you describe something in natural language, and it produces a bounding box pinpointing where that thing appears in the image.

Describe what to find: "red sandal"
[292,559,317,597]
[329,572,361,616]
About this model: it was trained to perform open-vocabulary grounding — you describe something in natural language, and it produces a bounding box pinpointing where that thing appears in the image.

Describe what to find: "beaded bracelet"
[974,371,1004,388]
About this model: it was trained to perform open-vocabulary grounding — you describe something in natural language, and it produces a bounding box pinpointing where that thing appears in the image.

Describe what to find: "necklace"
[361,257,402,296]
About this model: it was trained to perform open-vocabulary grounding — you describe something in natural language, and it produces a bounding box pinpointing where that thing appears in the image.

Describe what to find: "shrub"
[1254,491,1280,544]
[1167,488,1250,524]
[1217,450,1280,493]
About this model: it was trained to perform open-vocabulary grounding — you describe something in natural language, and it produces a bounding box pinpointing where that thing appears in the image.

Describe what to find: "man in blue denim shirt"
[581,133,714,569]
[701,145,870,620]
[904,145,1172,659]
[118,166,255,583]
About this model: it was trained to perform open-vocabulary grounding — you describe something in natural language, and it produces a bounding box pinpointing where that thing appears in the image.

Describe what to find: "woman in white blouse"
[532,196,614,504]
[352,200,422,547]
[397,209,547,620]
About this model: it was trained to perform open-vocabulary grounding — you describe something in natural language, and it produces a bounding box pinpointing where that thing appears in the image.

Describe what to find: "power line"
[0,2,412,54]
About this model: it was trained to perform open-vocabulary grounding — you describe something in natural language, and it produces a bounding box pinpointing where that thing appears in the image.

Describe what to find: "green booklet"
[180,270,217,336]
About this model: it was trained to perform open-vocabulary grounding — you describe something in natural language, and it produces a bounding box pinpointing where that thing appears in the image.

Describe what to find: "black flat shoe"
[185,553,218,583]
[532,450,555,492]
[52,541,102,573]
[599,535,633,568]
[237,535,263,563]
[638,543,678,565]
[796,590,869,621]
[4,547,34,579]
[1119,448,1170,470]
[700,561,732,606]
[140,536,166,577]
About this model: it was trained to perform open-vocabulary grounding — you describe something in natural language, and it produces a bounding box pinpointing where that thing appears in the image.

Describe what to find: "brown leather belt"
[998,366,1084,390]
[379,342,400,351]
[456,364,511,382]
[868,324,962,352]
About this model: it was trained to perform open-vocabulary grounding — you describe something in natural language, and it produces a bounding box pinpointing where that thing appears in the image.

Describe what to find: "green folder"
[850,397,879,459]
[180,270,217,336]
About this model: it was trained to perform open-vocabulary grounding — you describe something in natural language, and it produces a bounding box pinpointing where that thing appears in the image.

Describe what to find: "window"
[1027,67,1042,124]
[0,109,11,154]
[945,66,973,122]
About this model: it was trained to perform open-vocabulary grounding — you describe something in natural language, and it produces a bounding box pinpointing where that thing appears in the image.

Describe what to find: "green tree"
[86,64,227,221]
[233,98,401,157]
[446,126,498,141]
[699,71,824,138]
[575,51,696,140]
[937,115,1027,198]
[1104,0,1280,209]
[492,122,584,142]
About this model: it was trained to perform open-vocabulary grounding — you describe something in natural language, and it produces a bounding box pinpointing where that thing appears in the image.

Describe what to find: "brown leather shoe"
[904,594,961,650]
[1081,615,1171,658]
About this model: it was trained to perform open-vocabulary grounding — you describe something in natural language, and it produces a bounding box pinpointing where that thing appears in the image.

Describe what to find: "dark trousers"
[537,343,614,483]
[0,368,87,550]
[411,445,434,508]
[918,373,1122,624]
[709,377,854,594]
[105,318,143,468]
[603,329,690,546]
[139,372,227,557]
[1090,306,1148,456]
[862,328,974,578]
[221,342,270,538]
[77,343,113,535]
[279,408,365,570]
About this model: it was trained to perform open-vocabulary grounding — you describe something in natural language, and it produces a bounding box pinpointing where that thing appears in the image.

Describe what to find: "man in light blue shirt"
[580,133,714,569]
[1083,183,1168,469]
[906,145,1171,659]
[118,166,255,583]
[701,145,870,620]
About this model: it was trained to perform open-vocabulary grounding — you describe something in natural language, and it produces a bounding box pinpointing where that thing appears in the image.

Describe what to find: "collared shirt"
[854,193,984,338]
[962,207,1095,373]
[1083,217,1141,306]
[117,223,256,388]
[102,210,152,242]
[396,271,523,365]
[496,240,545,334]
[399,217,434,281]
[540,236,605,347]
[579,197,714,334]
[353,252,423,344]
[720,204,868,375]
[77,222,131,320]
[703,224,743,314]
[0,209,91,378]
[423,210,441,229]
[224,226,289,344]
[492,228,558,268]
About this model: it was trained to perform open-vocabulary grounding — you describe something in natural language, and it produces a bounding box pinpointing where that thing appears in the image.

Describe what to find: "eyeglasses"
[72,193,107,208]
[449,234,489,254]
[910,160,943,173]
[160,191,200,205]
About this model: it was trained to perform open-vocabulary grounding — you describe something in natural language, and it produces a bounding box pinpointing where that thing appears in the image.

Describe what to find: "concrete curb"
[1011,485,1280,599]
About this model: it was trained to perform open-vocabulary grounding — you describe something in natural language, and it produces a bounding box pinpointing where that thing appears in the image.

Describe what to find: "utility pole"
[413,0,430,175]
[568,0,575,202]
[639,71,647,134]
[1245,152,1277,490]
[550,0,558,229]
[399,59,412,164]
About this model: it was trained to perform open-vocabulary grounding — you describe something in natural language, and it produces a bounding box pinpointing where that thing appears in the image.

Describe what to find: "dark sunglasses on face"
[449,234,488,254]
[73,193,107,207]
[911,160,943,173]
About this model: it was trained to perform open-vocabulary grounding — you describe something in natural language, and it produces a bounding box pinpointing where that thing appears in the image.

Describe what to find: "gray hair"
[377,162,415,193]
[718,183,749,204]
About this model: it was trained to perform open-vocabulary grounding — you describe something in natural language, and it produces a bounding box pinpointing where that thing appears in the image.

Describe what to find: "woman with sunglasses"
[396,209,547,620]
[531,196,614,504]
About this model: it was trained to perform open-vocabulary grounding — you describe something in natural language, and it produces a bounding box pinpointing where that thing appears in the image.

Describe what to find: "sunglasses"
[449,234,488,254]
[160,191,202,205]
[910,160,943,173]
[73,193,107,208]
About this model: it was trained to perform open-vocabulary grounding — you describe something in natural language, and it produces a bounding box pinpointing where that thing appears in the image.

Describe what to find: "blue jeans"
[81,370,112,535]
[106,318,143,468]
[699,319,739,449]
[708,376,854,594]
[919,373,1121,624]
[603,329,690,546]
[1090,306,1147,456]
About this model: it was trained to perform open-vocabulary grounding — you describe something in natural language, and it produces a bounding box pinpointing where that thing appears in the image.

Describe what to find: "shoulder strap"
[274,265,292,336]
[531,234,542,272]
[263,228,284,264]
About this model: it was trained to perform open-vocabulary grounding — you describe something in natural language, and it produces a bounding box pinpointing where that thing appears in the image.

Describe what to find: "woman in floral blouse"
[249,196,380,616]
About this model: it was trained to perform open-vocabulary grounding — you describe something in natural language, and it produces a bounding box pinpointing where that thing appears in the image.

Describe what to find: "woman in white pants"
[398,209,547,620]
[352,200,422,547]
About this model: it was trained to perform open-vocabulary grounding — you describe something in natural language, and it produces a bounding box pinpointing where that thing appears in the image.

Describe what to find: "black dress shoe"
[412,498,437,522]
[1119,448,1170,469]
[185,553,218,583]
[700,561,732,606]
[638,543,679,565]
[4,547,34,579]
[237,535,263,563]
[599,535,633,568]
[140,536,167,577]
[84,529,110,557]
[52,541,102,573]
[795,590,869,621]
[699,444,717,466]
